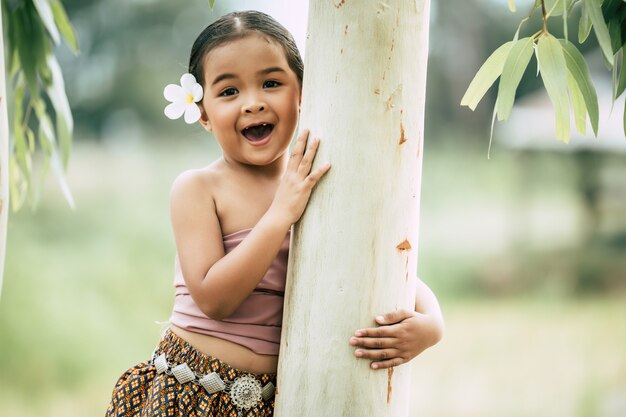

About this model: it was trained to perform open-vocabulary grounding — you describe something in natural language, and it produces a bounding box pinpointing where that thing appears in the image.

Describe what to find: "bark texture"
[274,0,431,416]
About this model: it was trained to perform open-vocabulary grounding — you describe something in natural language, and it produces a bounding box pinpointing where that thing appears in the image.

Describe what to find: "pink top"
[169,228,289,355]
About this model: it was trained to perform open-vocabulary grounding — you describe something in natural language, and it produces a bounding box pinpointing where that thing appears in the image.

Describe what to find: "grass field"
[1,138,624,416]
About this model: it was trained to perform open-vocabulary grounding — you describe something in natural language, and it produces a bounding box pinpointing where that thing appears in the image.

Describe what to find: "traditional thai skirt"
[105,329,276,417]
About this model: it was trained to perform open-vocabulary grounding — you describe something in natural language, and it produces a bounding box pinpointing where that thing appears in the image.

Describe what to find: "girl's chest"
[214,179,277,234]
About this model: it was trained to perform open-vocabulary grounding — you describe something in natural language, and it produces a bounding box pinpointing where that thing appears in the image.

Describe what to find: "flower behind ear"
[164,73,203,124]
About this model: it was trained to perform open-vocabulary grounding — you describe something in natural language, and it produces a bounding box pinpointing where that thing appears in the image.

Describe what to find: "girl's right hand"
[270,129,331,226]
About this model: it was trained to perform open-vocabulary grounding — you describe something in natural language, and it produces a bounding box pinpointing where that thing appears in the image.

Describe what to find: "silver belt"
[150,351,275,414]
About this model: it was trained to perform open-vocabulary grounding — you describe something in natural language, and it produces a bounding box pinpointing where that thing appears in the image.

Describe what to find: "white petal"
[192,84,203,102]
[164,101,186,120]
[184,104,201,124]
[164,84,184,102]
[180,73,197,92]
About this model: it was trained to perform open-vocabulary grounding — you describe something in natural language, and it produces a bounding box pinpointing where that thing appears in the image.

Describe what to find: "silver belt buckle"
[229,375,263,410]
[199,372,226,395]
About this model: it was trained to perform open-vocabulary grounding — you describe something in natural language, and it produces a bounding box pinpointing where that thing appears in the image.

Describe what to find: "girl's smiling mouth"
[241,123,274,146]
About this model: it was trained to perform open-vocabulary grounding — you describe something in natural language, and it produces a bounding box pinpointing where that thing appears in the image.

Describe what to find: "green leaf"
[6,8,18,76]
[45,54,73,168]
[545,0,565,16]
[513,17,530,41]
[567,72,588,135]
[50,0,79,53]
[560,39,600,135]
[602,0,623,19]
[50,150,76,209]
[509,0,516,12]
[496,37,535,121]
[608,17,622,54]
[32,0,60,44]
[461,41,515,111]
[208,0,215,9]
[584,0,615,66]
[12,87,33,182]
[545,0,575,16]
[537,35,571,142]
[14,5,43,95]
[578,3,593,43]
[33,99,55,157]
[9,157,27,212]
[563,0,569,40]
[488,98,499,160]
[27,128,36,153]
[616,46,626,98]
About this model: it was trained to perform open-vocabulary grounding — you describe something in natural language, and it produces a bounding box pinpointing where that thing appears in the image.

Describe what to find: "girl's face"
[198,34,301,169]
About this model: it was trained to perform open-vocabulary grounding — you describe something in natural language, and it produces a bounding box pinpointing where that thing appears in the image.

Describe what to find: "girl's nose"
[242,100,266,114]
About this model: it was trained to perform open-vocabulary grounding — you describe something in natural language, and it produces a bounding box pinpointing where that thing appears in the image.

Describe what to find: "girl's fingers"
[353,347,401,362]
[297,137,320,177]
[353,325,396,339]
[305,162,331,185]
[370,357,406,370]
[349,336,397,349]
[288,130,309,170]
[376,309,415,325]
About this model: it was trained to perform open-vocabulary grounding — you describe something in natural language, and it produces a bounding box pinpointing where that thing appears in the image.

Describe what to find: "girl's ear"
[198,104,212,132]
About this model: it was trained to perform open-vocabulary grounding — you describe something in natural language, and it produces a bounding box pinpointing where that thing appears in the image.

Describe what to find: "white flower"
[163,73,204,124]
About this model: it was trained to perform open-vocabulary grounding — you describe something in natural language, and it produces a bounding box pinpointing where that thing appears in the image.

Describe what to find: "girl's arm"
[349,278,444,370]
[172,131,330,320]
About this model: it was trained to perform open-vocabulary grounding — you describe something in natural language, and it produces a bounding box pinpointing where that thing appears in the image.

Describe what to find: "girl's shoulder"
[170,160,226,204]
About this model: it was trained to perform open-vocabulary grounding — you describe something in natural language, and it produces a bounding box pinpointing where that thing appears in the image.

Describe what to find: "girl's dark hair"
[189,10,304,88]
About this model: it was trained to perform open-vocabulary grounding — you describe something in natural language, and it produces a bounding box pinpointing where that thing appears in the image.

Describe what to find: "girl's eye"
[219,87,238,97]
[263,80,281,89]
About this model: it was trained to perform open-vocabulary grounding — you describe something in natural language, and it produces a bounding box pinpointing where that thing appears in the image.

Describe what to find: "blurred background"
[1,0,625,416]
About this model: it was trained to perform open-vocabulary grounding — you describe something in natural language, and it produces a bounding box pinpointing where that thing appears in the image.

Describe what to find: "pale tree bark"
[0,4,9,299]
[275,1,431,416]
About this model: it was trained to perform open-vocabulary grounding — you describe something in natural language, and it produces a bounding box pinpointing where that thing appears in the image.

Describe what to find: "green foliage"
[561,39,599,135]
[584,0,613,65]
[3,0,78,210]
[462,0,626,143]
[496,37,535,121]
[460,41,515,111]
[538,34,571,141]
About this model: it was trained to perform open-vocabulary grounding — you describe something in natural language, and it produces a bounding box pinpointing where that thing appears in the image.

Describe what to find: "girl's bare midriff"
[170,324,278,374]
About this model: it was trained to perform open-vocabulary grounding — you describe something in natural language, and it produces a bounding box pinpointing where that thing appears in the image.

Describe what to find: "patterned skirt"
[105,329,276,417]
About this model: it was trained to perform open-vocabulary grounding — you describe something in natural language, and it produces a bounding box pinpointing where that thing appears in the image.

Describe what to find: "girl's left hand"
[349,309,443,370]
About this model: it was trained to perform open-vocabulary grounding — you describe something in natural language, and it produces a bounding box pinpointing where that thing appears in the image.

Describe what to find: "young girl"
[106,10,443,417]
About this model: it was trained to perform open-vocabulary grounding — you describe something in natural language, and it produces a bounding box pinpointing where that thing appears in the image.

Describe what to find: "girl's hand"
[349,309,443,370]
[270,129,331,225]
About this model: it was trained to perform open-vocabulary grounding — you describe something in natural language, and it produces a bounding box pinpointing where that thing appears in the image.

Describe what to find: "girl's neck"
[221,153,287,180]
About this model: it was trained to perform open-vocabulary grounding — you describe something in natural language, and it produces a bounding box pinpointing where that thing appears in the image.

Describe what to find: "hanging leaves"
[460,41,515,111]
[616,46,626,99]
[496,37,535,121]
[5,0,79,210]
[537,34,570,142]
[461,0,626,143]
[578,4,593,43]
[50,0,78,53]
[560,39,599,135]
[567,72,588,135]
[584,0,614,66]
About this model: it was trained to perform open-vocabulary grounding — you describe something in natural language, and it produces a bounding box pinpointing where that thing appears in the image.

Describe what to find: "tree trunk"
[0,4,10,299]
[275,1,430,416]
